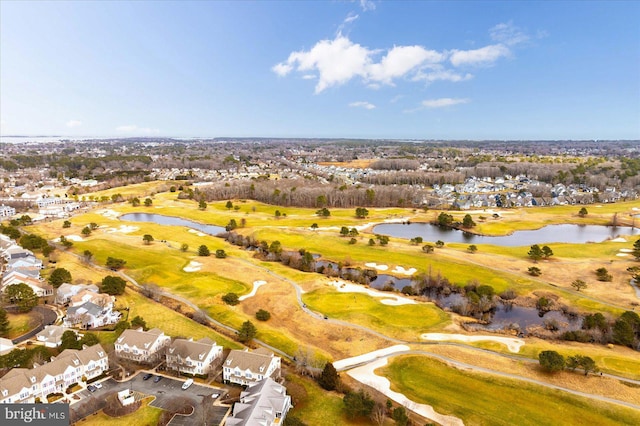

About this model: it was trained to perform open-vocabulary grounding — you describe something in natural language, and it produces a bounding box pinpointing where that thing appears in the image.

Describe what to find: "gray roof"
[115,328,166,350]
[67,301,102,318]
[224,348,277,374]
[167,337,218,361]
[0,344,107,400]
[36,325,73,342]
[226,378,291,426]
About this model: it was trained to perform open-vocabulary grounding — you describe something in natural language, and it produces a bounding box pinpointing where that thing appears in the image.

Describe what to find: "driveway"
[70,373,229,425]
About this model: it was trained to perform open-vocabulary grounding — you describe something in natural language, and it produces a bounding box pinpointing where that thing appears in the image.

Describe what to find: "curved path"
[51,234,640,422]
[350,349,640,412]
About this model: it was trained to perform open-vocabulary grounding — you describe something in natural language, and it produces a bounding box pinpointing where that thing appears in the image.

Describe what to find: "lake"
[372,223,639,246]
[119,213,225,235]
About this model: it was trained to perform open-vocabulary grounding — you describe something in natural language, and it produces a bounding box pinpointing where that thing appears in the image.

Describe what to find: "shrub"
[222,293,239,305]
[255,309,271,321]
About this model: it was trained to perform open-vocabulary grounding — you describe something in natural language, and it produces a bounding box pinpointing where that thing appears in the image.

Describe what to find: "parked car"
[143,373,153,381]
[182,378,193,390]
[94,383,102,389]
[87,385,97,392]
[153,376,162,383]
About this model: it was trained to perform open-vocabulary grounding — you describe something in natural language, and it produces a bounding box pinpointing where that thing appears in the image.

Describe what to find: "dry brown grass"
[239,275,391,360]
[417,344,640,406]
[317,159,377,169]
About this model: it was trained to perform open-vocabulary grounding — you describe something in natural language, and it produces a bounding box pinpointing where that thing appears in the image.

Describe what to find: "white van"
[181,378,194,390]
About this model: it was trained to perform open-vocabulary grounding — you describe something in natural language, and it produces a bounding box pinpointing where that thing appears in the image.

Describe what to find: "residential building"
[166,337,222,377]
[223,348,281,386]
[0,205,15,217]
[114,328,170,364]
[226,378,291,426]
[64,301,120,329]
[55,283,99,305]
[36,325,77,348]
[1,270,53,297]
[69,290,113,308]
[0,344,108,404]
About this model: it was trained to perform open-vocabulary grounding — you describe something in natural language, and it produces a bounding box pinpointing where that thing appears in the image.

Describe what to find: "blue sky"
[1,0,639,140]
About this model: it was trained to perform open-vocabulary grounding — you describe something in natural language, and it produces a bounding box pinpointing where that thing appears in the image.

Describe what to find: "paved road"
[70,373,228,425]
[53,231,640,418]
[360,349,640,412]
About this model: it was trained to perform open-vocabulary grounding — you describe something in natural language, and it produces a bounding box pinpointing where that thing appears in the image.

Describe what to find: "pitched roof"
[226,378,290,426]
[224,348,278,374]
[67,301,102,317]
[36,325,73,342]
[115,328,166,350]
[167,337,219,361]
[0,344,107,399]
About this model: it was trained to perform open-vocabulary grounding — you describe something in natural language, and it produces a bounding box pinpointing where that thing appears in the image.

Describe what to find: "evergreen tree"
[0,308,9,337]
[237,320,257,343]
[318,362,339,391]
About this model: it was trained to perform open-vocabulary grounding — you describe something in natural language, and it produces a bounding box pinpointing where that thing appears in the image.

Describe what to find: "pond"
[372,223,639,246]
[119,213,225,235]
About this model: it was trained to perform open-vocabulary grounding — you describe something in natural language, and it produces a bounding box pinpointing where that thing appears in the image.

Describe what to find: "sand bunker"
[105,225,139,234]
[421,333,525,353]
[334,345,409,370]
[619,248,633,252]
[364,262,389,271]
[188,229,206,237]
[392,266,417,276]
[347,357,464,426]
[183,261,202,272]
[98,209,119,218]
[617,253,629,257]
[239,280,267,301]
[611,238,628,243]
[56,235,83,242]
[328,280,416,305]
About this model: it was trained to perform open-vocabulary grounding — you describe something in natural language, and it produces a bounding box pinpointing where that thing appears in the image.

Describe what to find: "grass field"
[303,287,450,341]
[116,289,242,349]
[5,311,40,339]
[81,397,163,426]
[380,355,640,426]
[285,373,367,425]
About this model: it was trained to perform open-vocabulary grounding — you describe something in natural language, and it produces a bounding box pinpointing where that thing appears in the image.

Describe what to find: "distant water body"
[373,223,639,246]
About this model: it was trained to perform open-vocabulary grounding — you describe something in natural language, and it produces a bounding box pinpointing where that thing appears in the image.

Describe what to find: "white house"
[0,205,16,217]
[64,301,120,329]
[226,378,291,426]
[36,325,77,348]
[0,344,108,404]
[223,348,281,386]
[166,337,223,377]
[1,270,53,297]
[55,283,99,305]
[114,328,171,364]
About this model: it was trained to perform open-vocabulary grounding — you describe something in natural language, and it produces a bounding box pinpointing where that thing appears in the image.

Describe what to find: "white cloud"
[65,120,82,128]
[390,95,403,104]
[413,66,473,83]
[349,101,376,110]
[301,74,316,80]
[368,45,444,85]
[449,44,510,67]
[115,124,160,134]
[272,62,293,77]
[274,21,533,92]
[490,21,529,46]
[344,13,359,25]
[278,35,371,93]
[273,35,447,93]
[359,0,376,11]
[422,98,470,108]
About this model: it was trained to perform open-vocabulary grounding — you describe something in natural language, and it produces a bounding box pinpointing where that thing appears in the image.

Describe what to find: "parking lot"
[71,372,229,425]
